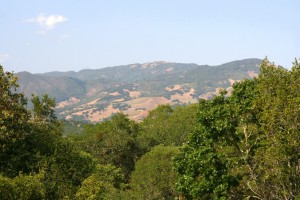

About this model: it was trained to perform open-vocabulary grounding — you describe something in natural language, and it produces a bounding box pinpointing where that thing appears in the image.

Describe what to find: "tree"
[0,65,97,199]
[174,91,240,199]
[138,104,198,152]
[76,164,125,200]
[43,139,96,199]
[0,65,31,176]
[138,104,174,151]
[0,173,45,200]
[79,113,139,180]
[248,59,300,199]
[174,59,300,199]
[130,145,179,200]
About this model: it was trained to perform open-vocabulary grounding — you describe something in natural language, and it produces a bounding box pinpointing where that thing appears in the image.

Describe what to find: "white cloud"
[27,14,68,32]
[0,54,10,63]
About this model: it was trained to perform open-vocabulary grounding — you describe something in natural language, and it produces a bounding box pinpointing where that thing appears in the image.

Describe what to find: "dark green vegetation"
[1,58,300,199]
[174,59,300,199]
[16,59,261,121]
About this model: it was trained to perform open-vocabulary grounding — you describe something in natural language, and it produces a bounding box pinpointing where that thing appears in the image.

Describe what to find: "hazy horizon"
[15,58,262,74]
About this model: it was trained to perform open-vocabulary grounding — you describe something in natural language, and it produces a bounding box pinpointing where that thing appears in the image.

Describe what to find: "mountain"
[17,71,86,101]
[16,58,262,122]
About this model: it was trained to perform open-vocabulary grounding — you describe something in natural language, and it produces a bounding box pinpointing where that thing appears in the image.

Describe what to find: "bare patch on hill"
[247,70,258,78]
[170,88,197,104]
[141,61,168,69]
[87,98,100,106]
[89,105,120,122]
[126,97,168,109]
[57,97,80,108]
[113,98,125,102]
[125,97,169,121]
[123,89,141,98]
[228,79,236,86]
[228,79,241,86]
[66,108,94,121]
[165,84,183,91]
[199,87,223,100]
[109,91,120,96]
[226,87,234,96]
[66,105,121,122]
[126,109,148,121]
[166,67,174,72]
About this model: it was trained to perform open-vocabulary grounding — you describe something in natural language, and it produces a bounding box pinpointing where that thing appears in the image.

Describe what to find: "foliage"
[130,145,180,200]
[174,91,240,199]
[0,65,96,199]
[249,59,300,199]
[79,113,139,180]
[138,104,174,150]
[62,119,87,136]
[0,66,31,176]
[42,139,96,199]
[174,59,300,199]
[0,173,45,200]
[138,104,198,152]
[76,164,125,200]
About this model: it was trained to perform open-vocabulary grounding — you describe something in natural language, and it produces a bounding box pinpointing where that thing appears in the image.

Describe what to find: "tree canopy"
[174,59,300,199]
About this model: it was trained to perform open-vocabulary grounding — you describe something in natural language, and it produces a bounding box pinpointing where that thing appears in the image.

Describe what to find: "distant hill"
[16,58,262,122]
[17,71,86,102]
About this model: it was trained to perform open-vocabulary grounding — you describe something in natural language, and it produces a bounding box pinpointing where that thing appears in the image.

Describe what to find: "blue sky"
[0,0,299,73]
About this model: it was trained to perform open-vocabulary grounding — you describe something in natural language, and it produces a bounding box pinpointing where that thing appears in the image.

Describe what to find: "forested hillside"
[1,59,300,199]
[16,58,261,122]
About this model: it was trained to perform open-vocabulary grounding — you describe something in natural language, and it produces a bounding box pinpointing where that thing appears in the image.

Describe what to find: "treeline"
[1,59,300,199]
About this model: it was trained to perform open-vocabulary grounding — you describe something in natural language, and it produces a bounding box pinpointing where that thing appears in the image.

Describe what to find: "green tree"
[0,173,45,200]
[168,103,198,145]
[0,66,64,177]
[174,91,240,199]
[0,65,97,199]
[0,65,31,176]
[138,104,198,152]
[43,139,96,199]
[138,104,173,151]
[174,59,300,199]
[79,113,139,180]
[76,164,125,200]
[248,59,300,199]
[130,145,179,200]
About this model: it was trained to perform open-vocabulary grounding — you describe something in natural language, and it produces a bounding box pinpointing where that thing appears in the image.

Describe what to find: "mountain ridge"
[16,58,262,122]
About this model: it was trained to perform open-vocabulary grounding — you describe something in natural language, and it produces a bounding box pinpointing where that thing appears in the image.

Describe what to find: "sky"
[0,0,299,73]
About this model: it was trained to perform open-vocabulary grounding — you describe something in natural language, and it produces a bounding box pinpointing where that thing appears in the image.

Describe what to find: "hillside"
[17,58,262,122]
[17,71,86,101]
